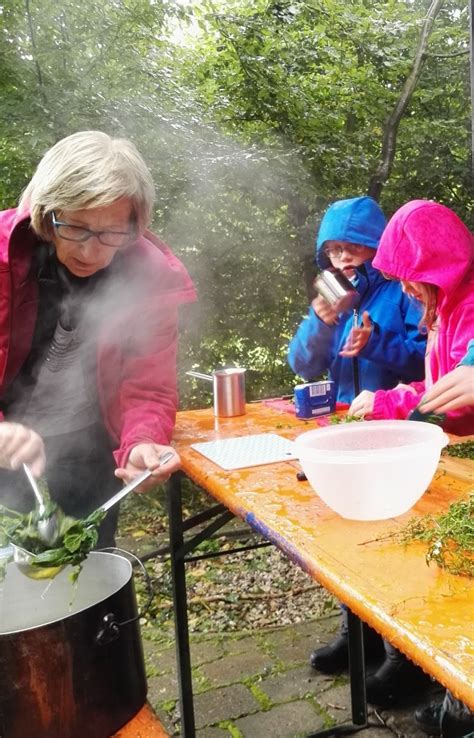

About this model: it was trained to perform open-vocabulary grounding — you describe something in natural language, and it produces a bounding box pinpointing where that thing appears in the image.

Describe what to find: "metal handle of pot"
[95,547,154,645]
[186,370,213,381]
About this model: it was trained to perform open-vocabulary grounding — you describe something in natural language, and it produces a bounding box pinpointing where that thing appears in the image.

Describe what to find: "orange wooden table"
[112,704,169,737]
[167,403,474,736]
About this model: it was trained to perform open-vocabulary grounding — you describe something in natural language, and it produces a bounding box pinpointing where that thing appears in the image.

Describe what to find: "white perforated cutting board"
[190,433,297,471]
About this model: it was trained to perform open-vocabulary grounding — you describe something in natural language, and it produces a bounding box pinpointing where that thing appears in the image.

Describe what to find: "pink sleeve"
[112,305,179,467]
[372,381,426,420]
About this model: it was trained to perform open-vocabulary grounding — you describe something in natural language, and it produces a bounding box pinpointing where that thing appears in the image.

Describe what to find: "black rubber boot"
[415,702,443,735]
[365,646,432,708]
[310,623,384,674]
[415,700,474,738]
[441,716,474,738]
[310,633,349,673]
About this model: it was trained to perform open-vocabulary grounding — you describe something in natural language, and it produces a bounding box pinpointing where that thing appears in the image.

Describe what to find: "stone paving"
[142,614,443,738]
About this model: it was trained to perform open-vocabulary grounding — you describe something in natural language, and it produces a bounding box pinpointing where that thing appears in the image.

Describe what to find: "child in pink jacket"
[349,199,474,437]
[347,200,474,710]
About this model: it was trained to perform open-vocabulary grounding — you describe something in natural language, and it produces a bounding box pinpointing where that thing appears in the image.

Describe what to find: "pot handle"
[95,547,154,645]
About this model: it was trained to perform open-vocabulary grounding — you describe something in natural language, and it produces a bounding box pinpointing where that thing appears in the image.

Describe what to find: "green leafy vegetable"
[0,503,106,581]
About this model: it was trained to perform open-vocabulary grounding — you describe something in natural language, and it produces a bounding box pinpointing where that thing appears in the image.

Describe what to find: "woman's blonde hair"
[19,131,155,240]
[412,282,438,332]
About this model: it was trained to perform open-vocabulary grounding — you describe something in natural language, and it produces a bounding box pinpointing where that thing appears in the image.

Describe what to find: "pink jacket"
[0,208,197,465]
[371,200,474,435]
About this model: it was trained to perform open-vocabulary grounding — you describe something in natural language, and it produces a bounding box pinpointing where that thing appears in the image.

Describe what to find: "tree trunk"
[25,0,49,108]
[368,0,445,201]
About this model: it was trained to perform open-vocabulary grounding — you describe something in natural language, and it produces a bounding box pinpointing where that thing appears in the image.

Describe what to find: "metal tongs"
[10,451,174,579]
[22,463,59,545]
[98,450,174,513]
[6,464,62,580]
[12,451,175,578]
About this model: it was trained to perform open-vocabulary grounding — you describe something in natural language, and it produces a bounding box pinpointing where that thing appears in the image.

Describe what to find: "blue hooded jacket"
[288,197,426,403]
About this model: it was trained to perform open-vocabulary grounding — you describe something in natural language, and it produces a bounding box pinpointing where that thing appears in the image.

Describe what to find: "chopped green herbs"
[329,414,363,424]
[399,494,474,577]
[443,440,474,460]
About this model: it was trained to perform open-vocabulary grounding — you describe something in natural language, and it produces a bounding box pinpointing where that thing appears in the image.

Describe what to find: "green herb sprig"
[399,494,474,577]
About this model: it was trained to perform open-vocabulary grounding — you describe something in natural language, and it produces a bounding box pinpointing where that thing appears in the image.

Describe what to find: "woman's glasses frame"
[51,211,133,249]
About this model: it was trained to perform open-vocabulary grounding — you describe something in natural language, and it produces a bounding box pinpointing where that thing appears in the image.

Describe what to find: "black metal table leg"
[166,473,196,738]
[306,611,367,737]
[346,609,367,727]
[165,471,368,738]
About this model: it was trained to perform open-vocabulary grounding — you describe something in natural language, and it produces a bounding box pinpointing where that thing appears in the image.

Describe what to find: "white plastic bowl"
[295,420,448,520]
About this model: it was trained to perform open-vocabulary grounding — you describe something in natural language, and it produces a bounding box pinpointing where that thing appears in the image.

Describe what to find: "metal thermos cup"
[212,368,246,417]
[314,268,359,313]
[186,368,246,417]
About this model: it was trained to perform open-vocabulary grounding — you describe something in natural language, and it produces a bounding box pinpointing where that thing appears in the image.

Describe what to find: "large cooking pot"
[0,551,148,738]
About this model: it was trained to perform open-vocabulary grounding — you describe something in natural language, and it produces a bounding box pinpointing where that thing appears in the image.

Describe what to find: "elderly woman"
[0,131,196,545]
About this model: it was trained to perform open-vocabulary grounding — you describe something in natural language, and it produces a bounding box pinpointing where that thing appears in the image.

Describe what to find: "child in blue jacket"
[288,196,427,681]
[288,196,426,403]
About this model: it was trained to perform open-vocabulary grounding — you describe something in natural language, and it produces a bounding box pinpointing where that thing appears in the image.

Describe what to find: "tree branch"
[428,49,469,58]
[368,0,445,201]
[154,583,320,609]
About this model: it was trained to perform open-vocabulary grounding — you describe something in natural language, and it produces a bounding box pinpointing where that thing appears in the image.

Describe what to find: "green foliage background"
[0,0,471,406]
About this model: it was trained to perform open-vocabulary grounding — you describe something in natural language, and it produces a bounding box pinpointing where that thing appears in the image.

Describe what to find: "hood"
[315,196,387,269]
[372,200,473,304]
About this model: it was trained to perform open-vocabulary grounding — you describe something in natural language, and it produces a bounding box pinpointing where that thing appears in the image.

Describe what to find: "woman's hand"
[340,311,372,357]
[115,443,180,491]
[419,365,474,414]
[311,296,339,326]
[0,422,45,477]
[349,390,375,418]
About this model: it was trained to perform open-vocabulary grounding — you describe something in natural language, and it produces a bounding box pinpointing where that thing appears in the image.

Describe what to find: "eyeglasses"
[323,243,367,258]
[51,211,133,249]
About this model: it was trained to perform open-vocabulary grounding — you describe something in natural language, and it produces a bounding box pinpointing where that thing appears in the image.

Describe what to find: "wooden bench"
[111,704,170,738]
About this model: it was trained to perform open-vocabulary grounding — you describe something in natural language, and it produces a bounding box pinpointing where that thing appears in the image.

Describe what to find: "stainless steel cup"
[186,368,246,417]
[314,268,360,313]
[213,368,246,417]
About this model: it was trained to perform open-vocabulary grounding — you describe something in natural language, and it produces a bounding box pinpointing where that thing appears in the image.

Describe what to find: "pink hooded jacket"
[371,200,474,435]
[0,208,197,465]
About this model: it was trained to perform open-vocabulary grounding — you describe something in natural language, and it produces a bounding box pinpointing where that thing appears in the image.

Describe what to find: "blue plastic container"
[294,381,335,419]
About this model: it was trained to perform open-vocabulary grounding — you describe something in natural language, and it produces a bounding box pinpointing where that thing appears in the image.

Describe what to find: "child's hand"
[419,365,474,414]
[311,295,339,326]
[340,311,372,357]
[349,390,375,418]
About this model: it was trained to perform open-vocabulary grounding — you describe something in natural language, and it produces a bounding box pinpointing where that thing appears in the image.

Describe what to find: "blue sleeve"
[359,296,426,381]
[459,339,474,367]
[288,307,337,380]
